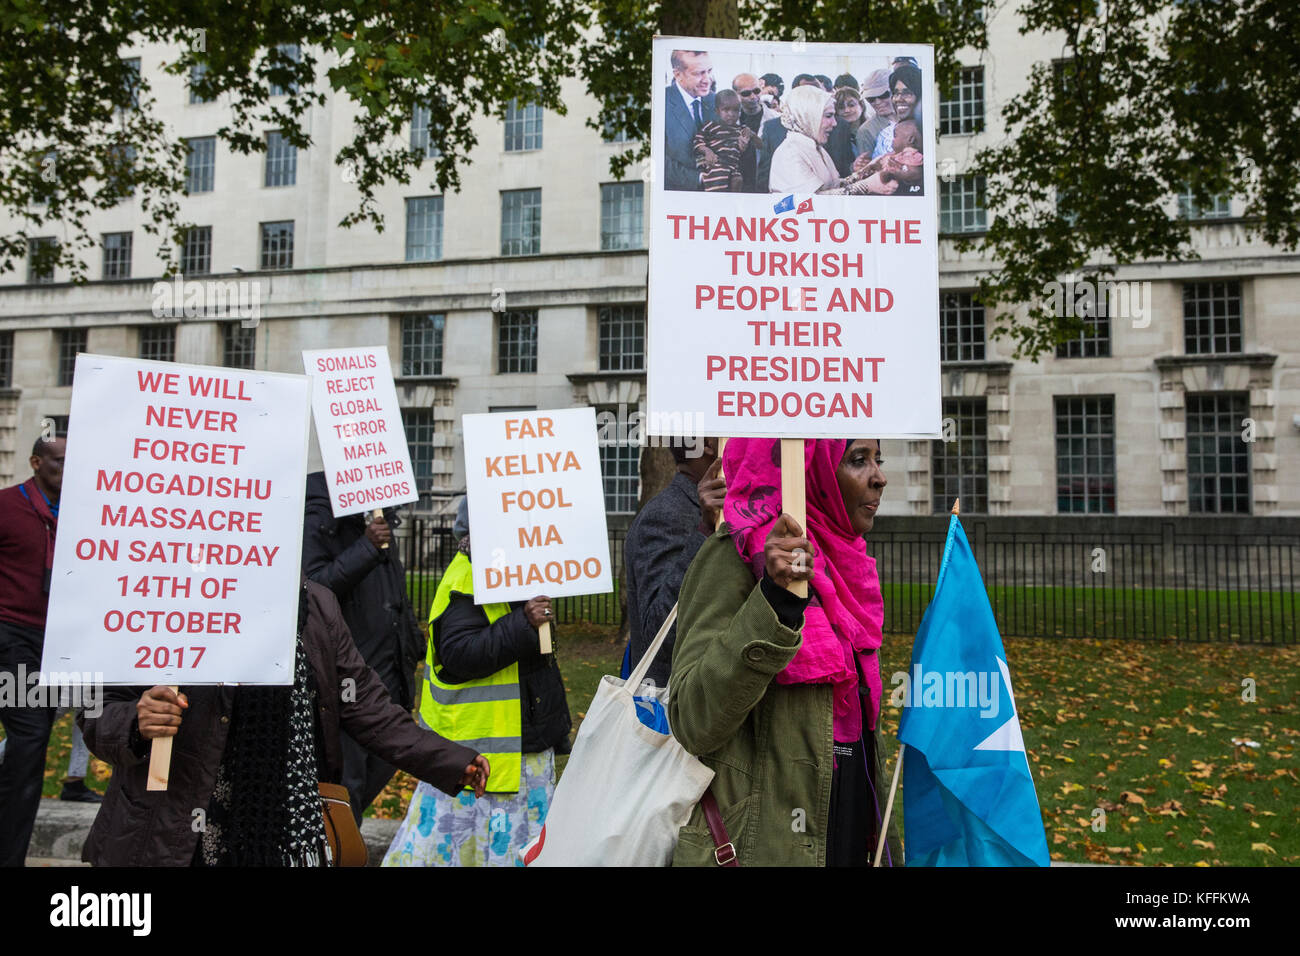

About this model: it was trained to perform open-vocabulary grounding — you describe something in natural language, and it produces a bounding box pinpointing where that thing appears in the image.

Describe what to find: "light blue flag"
[897,515,1050,866]
[772,194,795,214]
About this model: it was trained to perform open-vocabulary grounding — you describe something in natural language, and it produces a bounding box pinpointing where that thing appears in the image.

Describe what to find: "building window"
[1183,280,1242,355]
[265,131,297,187]
[189,62,210,104]
[497,310,538,373]
[268,44,300,97]
[1054,396,1116,514]
[259,220,294,270]
[403,408,436,495]
[404,196,443,262]
[222,323,256,370]
[400,314,444,376]
[105,143,136,201]
[1177,186,1231,220]
[139,325,176,363]
[600,182,644,250]
[940,175,986,233]
[1186,393,1251,514]
[181,226,212,275]
[121,57,141,109]
[0,331,12,388]
[102,232,132,279]
[500,189,541,256]
[939,66,984,135]
[58,329,87,386]
[598,418,640,514]
[931,397,987,513]
[33,149,56,207]
[939,292,985,362]
[27,237,57,284]
[598,305,645,371]
[1056,312,1111,358]
[410,103,441,158]
[185,136,215,193]
[504,97,543,151]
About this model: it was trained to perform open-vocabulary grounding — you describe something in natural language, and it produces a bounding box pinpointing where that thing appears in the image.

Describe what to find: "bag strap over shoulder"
[625,603,678,691]
[700,788,738,867]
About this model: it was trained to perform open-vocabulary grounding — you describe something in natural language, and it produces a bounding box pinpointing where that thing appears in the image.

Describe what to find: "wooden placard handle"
[372,508,389,549]
[146,684,179,791]
[538,620,552,655]
[714,436,728,531]
[779,438,808,598]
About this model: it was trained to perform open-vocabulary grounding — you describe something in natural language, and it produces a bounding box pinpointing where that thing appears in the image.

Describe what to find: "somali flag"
[897,515,1050,866]
[772,194,794,214]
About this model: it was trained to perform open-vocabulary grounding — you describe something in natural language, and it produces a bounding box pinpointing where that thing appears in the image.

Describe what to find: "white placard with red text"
[302,346,418,517]
[648,36,941,438]
[461,408,613,604]
[41,354,312,685]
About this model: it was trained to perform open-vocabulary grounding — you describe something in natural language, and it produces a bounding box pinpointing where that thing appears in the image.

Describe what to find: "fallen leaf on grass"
[1251,842,1277,855]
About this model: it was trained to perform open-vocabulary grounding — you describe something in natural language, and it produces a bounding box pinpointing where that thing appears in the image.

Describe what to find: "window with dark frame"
[264,131,297,187]
[504,97,543,151]
[1056,312,1111,358]
[497,310,538,373]
[940,291,985,362]
[1183,280,1242,355]
[58,329,87,386]
[1054,396,1116,514]
[405,196,443,262]
[598,305,645,371]
[181,226,212,275]
[402,407,436,495]
[222,323,256,370]
[139,325,176,363]
[400,314,444,376]
[102,232,132,279]
[0,331,12,388]
[1177,186,1231,220]
[1186,392,1251,514]
[597,410,640,514]
[27,237,57,284]
[931,397,988,513]
[500,189,541,256]
[939,67,984,135]
[939,175,986,233]
[600,182,644,251]
[259,220,294,270]
[186,137,215,193]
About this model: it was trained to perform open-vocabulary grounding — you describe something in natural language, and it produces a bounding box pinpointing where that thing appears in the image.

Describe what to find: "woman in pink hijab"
[668,438,893,867]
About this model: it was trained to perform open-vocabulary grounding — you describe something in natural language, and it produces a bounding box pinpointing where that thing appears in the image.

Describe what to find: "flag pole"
[873,744,903,866]
[874,498,960,863]
[714,437,728,531]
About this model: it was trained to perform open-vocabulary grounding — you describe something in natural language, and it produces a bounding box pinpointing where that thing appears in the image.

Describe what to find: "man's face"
[31,438,66,498]
[732,74,763,114]
[866,89,894,118]
[675,53,714,98]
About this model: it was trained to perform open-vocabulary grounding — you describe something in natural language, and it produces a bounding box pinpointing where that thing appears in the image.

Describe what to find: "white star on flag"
[973,657,1026,754]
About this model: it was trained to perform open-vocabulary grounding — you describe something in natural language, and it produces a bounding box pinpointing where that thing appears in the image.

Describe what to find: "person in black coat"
[664,49,718,191]
[301,471,426,823]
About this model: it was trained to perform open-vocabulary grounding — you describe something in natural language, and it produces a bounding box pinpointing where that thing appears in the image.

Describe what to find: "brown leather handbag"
[319,782,368,867]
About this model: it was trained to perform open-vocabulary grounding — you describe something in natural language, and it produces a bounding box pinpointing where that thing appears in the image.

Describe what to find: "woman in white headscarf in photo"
[768,85,896,196]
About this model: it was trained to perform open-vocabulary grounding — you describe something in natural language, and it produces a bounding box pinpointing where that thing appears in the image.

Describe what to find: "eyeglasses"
[737,88,762,97]
[893,89,917,99]
[866,93,891,102]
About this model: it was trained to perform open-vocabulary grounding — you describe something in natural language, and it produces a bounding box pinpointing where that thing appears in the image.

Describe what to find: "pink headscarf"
[722,438,885,737]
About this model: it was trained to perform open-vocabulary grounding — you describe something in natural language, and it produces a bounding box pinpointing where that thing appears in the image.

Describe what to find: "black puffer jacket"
[435,594,572,754]
[302,472,424,709]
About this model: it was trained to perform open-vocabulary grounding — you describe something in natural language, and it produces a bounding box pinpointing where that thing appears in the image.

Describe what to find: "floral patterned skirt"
[381,749,555,867]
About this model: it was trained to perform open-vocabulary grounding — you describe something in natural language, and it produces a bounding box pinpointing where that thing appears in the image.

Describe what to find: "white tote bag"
[520,606,714,866]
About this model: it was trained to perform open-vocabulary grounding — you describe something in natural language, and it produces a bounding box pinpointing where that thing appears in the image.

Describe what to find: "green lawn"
[18,624,1297,866]
[882,582,1297,643]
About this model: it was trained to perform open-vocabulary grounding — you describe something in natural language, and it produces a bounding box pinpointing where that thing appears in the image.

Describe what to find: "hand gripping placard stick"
[146,685,179,791]
[373,509,388,550]
[780,438,809,598]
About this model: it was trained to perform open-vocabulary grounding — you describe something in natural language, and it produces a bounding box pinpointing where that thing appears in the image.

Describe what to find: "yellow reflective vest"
[421,552,523,793]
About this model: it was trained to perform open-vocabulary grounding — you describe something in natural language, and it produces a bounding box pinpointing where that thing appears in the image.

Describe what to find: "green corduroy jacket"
[668,526,837,866]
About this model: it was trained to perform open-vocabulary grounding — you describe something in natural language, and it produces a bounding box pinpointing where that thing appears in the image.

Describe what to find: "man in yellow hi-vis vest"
[383,500,572,867]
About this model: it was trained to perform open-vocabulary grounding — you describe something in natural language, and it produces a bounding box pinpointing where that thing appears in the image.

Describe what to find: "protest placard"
[461,408,612,606]
[302,346,418,517]
[647,36,942,439]
[41,354,312,686]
